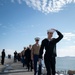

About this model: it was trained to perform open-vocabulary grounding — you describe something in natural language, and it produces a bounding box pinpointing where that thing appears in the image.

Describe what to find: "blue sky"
[0,0,75,57]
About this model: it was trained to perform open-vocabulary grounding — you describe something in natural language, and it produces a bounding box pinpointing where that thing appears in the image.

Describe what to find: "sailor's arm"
[53,29,63,43]
[31,46,34,60]
[39,40,45,59]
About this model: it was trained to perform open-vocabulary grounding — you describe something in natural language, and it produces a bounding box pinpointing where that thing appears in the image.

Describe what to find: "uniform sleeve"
[4,52,5,57]
[39,40,45,59]
[24,51,26,57]
[55,30,63,43]
[31,45,34,59]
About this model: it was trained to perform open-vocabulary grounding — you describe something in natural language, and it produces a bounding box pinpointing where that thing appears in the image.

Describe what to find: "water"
[42,57,75,71]
[56,57,75,71]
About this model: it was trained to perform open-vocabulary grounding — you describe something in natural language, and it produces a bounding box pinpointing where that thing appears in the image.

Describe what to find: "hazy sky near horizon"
[0,0,75,57]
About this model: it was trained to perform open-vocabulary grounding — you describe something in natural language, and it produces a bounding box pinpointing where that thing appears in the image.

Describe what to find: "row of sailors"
[14,28,63,75]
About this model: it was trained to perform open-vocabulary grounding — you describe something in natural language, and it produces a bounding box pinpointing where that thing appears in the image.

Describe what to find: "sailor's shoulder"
[32,44,36,47]
[42,38,48,42]
[52,38,56,40]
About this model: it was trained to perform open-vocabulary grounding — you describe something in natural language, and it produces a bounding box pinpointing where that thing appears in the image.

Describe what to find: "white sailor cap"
[35,37,40,41]
[47,29,55,33]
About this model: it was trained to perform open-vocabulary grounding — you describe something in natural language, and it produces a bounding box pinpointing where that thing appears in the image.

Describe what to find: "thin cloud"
[17,0,22,4]
[11,0,14,3]
[0,24,2,26]
[2,33,7,35]
[2,25,8,29]
[58,46,75,57]
[0,0,4,6]
[11,0,22,4]
[73,41,75,43]
[31,25,34,28]
[63,32,75,41]
[12,0,75,13]
[0,3,3,6]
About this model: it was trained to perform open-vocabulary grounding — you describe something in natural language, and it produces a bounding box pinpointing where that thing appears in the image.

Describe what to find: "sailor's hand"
[51,28,56,31]
[31,57,33,60]
[38,59,41,64]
